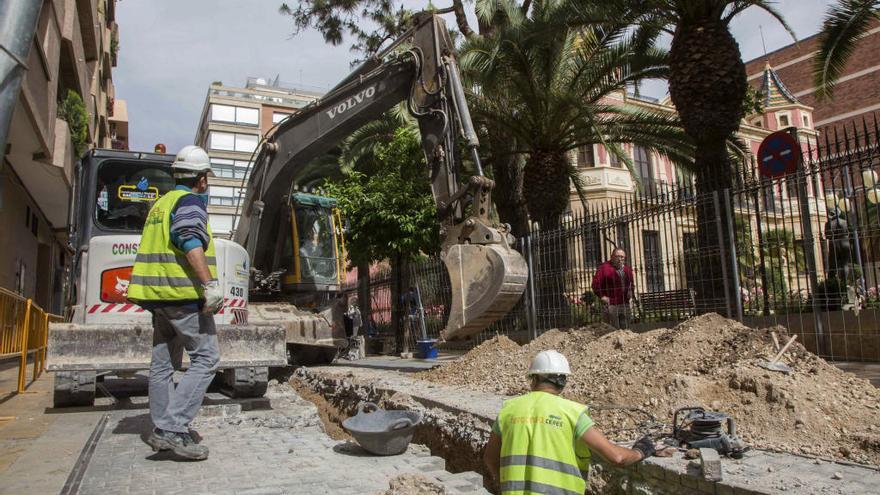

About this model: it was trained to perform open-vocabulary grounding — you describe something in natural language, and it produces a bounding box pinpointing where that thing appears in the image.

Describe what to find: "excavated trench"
[290,368,500,493]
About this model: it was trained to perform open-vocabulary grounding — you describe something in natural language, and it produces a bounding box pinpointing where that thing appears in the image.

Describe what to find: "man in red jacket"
[592,248,634,329]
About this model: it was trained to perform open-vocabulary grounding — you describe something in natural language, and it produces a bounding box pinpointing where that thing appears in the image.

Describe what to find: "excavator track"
[441,243,529,341]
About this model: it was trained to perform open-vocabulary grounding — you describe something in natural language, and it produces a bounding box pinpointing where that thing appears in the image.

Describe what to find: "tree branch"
[451,0,474,38]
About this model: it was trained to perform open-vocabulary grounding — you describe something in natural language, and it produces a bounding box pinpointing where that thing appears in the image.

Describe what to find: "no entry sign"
[758,130,801,179]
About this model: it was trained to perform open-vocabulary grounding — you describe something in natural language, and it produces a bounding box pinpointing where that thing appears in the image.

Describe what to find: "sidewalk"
[0,360,100,495]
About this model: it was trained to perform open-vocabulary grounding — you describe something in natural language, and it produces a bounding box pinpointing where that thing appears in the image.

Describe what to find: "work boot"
[147,428,209,460]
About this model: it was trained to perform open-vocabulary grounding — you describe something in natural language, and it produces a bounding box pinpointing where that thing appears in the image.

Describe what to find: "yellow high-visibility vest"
[127,189,217,302]
[495,391,594,495]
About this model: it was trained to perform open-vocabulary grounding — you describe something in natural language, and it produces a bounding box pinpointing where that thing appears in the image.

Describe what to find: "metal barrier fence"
[0,287,62,392]
[354,118,880,361]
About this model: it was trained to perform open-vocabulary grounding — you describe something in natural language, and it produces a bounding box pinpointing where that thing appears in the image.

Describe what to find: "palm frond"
[813,0,879,99]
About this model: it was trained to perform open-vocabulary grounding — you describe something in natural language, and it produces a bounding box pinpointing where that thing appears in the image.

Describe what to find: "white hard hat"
[528,350,571,376]
[172,145,214,177]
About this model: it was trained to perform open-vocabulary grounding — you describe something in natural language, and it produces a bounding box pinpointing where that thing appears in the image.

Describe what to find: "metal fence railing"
[0,288,63,393]
[351,117,880,362]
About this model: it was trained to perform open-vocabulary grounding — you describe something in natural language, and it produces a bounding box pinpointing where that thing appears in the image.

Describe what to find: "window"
[633,146,654,195]
[778,114,790,128]
[94,161,175,231]
[803,115,810,128]
[609,150,621,168]
[615,222,629,254]
[210,104,259,125]
[576,145,595,168]
[210,158,251,179]
[582,222,602,266]
[208,132,259,152]
[209,186,244,207]
[763,183,777,212]
[683,232,699,289]
[272,112,292,124]
[210,214,234,234]
[643,230,664,292]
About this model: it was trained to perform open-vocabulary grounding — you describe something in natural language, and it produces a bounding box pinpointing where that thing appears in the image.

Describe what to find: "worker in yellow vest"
[128,145,224,461]
[484,350,656,494]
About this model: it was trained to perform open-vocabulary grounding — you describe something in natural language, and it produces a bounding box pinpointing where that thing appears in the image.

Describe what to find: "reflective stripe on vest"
[497,392,591,495]
[127,189,217,302]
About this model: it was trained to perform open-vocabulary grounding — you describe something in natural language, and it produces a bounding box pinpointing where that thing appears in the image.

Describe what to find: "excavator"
[237,12,528,355]
[45,13,526,407]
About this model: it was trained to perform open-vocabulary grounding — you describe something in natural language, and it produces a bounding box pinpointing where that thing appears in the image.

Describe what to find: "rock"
[685,448,700,459]
[832,472,843,480]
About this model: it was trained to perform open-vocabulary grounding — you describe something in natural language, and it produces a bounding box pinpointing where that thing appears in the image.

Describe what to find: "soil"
[418,314,880,465]
[378,473,448,495]
[290,377,353,441]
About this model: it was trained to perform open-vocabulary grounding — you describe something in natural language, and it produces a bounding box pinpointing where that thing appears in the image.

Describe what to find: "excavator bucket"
[441,243,529,341]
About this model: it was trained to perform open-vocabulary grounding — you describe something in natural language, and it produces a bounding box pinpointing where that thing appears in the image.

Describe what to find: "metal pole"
[723,189,744,321]
[525,234,538,341]
[794,140,826,355]
[713,192,733,318]
[842,164,867,295]
[0,0,43,154]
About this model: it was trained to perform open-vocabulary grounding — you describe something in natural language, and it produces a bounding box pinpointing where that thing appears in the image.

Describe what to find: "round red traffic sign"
[757,130,801,179]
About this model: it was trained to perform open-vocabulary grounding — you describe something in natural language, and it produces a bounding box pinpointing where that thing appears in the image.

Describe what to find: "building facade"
[193,78,323,238]
[2,0,120,312]
[568,64,824,302]
[744,19,880,133]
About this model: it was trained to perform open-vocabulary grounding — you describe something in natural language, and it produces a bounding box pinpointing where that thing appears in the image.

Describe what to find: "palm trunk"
[669,19,747,318]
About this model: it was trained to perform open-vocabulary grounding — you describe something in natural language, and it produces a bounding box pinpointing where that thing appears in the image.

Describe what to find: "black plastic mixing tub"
[342,402,422,455]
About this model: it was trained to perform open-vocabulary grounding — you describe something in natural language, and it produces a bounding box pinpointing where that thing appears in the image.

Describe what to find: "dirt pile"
[419,314,880,465]
[378,473,448,495]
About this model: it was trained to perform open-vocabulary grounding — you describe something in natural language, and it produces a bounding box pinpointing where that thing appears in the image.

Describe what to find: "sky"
[114,0,837,152]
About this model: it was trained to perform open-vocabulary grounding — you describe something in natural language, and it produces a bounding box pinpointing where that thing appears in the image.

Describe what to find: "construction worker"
[483,350,656,494]
[128,145,224,461]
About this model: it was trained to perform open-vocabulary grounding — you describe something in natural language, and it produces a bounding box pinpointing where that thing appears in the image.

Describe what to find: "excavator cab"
[278,193,345,299]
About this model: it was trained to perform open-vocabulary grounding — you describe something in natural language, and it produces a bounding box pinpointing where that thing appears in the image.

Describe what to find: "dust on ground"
[418,314,880,465]
[290,377,352,441]
[378,473,448,495]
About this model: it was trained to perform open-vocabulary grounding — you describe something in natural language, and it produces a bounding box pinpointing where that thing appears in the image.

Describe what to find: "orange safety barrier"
[0,288,63,393]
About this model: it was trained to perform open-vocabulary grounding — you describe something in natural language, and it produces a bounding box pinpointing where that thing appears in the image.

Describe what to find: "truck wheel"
[221,367,268,398]
[53,371,96,408]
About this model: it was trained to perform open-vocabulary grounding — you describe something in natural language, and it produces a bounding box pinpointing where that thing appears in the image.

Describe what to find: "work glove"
[202,280,224,314]
[632,435,656,461]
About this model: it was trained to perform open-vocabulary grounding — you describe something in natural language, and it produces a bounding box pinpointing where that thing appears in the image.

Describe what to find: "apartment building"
[194,78,323,238]
[1,0,121,312]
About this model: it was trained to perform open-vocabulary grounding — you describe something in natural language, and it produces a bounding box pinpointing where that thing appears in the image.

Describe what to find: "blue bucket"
[416,339,438,359]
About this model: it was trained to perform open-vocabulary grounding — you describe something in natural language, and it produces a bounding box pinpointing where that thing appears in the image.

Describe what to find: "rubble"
[419,314,880,465]
[378,473,448,495]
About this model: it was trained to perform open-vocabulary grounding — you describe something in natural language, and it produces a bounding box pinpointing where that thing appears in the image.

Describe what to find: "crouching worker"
[128,146,224,461]
[483,350,656,494]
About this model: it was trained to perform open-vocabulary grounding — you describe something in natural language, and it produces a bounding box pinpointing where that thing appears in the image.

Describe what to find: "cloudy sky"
[114,0,836,152]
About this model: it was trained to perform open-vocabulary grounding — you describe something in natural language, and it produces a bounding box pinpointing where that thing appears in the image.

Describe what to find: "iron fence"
[353,118,880,361]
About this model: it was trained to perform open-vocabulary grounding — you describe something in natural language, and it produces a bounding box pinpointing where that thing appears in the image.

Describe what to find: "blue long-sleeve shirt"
[169,185,210,253]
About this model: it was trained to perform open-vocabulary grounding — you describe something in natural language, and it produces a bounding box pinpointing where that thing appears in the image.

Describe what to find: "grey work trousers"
[149,305,220,433]
[603,304,631,329]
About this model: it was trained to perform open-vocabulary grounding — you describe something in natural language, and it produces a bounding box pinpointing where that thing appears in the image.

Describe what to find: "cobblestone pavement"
[72,382,488,495]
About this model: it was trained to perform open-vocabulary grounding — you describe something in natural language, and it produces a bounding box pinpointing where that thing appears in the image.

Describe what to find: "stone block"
[699,448,723,482]
[640,461,667,481]
[715,484,736,495]
[681,473,701,490]
[697,478,718,494]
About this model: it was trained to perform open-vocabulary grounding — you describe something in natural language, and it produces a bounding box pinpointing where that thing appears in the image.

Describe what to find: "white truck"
[48,149,287,407]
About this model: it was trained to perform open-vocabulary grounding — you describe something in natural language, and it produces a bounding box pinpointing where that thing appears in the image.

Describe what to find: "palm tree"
[460,10,695,230]
[813,0,879,99]
[460,8,695,326]
[561,0,794,315]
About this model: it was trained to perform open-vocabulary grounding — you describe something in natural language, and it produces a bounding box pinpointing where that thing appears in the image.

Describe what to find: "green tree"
[324,127,439,350]
[813,0,879,99]
[58,90,89,155]
[323,127,439,266]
